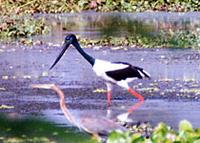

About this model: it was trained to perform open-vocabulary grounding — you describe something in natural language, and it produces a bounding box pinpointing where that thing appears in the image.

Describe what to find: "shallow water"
[0,45,200,129]
[1,11,200,130]
[42,100,200,129]
[1,46,199,83]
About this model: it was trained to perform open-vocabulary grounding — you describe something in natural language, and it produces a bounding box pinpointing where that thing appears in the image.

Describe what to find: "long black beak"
[49,41,71,70]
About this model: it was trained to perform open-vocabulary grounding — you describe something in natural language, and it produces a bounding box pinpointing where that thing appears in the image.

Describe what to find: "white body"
[92,59,135,89]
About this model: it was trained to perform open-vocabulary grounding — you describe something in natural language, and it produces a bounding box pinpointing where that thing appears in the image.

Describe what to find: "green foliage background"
[0,0,199,14]
[0,0,200,48]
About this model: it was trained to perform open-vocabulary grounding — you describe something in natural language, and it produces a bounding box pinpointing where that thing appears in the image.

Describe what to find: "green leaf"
[130,133,144,143]
[179,120,193,132]
[107,131,130,143]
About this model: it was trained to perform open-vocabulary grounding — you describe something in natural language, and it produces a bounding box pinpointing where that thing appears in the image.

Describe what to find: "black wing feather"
[106,64,150,81]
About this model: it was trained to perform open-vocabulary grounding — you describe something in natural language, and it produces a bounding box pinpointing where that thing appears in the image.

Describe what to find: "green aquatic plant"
[107,120,200,143]
[0,0,199,48]
[79,29,200,49]
[0,15,49,40]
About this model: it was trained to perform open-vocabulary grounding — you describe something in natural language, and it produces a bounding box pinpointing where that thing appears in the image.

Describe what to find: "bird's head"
[64,34,78,44]
[49,34,78,70]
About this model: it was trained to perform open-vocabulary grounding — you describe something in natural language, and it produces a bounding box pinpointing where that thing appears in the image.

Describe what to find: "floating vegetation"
[2,75,9,80]
[0,104,14,109]
[93,88,107,93]
[180,88,200,94]
[0,15,49,40]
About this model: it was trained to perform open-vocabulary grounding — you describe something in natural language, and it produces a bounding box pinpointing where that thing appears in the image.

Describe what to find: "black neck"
[73,41,95,66]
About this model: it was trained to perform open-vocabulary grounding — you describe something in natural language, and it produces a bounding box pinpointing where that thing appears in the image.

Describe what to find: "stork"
[49,34,150,122]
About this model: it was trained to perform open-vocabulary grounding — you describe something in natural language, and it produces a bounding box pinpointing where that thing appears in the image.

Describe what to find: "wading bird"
[50,34,150,121]
[31,84,126,140]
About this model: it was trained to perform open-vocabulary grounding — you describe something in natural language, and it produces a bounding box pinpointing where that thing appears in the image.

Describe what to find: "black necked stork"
[32,84,126,140]
[50,34,150,122]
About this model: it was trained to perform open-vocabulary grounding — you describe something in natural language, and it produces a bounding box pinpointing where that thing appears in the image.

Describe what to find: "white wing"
[92,59,129,82]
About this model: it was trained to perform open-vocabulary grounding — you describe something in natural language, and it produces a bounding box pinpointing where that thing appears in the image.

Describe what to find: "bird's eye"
[65,37,70,42]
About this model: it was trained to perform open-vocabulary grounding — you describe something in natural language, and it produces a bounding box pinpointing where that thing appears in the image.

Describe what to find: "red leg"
[107,90,112,108]
[106,83,113,108]
[128,100,144,113]
[127,88,144,113]
[128,88,144,101]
